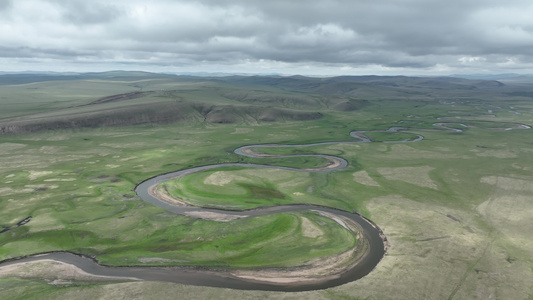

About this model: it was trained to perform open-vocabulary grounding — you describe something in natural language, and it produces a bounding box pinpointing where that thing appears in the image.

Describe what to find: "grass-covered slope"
[4,71,532,134]
[160,167,341,210]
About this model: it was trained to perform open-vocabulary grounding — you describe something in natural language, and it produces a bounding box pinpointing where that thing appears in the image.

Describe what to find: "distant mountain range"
[2,71,533,134]
[2,70,533,82]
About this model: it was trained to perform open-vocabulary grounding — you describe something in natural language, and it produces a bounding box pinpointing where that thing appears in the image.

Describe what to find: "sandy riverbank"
[0,259,140,282]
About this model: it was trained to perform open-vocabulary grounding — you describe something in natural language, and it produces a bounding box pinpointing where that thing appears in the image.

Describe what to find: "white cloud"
[459,56,486,64]
[1,0,533,75]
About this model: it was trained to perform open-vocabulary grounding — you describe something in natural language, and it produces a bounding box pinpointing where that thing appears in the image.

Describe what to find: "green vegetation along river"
[1,122,530,292]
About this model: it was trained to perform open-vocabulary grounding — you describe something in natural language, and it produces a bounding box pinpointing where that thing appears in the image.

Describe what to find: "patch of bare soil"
[241,147,277,157]
[28,170,53,180]
[149,184,192,207]
[303,157,342,171]
[203,171,241,186]
[352,170,380,186]
[150,184,247,221]
[300,216,324,238]
[184,211,247,222]
[0,260,139,282]
[377,166,437,189]
[233,248,357,284]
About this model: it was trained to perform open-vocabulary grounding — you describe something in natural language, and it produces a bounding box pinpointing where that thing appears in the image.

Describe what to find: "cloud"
[0,0,12,11]
[49,0,124,25]
[1,0,533,75]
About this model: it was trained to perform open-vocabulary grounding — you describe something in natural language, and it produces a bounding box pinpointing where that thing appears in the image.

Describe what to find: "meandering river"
[2,122,529,291]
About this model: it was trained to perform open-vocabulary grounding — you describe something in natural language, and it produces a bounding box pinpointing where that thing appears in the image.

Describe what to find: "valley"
[1,72,532,299]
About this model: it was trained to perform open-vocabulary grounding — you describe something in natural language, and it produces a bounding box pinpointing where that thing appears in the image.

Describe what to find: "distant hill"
[452,73,533,83]
[1,71,532,134]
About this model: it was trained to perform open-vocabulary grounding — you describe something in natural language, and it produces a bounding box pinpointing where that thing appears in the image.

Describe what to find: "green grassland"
[99,211,357,268]
[160,167,352,210]
[1,73,533,299]
[360,131,420,142]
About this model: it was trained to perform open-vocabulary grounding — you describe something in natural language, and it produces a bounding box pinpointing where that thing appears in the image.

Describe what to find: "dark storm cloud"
[1,0,532,74]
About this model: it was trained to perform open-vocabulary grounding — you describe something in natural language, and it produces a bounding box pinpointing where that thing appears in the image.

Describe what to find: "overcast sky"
[1,0,533,75]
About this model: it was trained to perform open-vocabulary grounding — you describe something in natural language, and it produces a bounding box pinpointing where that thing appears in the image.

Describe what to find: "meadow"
[1,73,532,299]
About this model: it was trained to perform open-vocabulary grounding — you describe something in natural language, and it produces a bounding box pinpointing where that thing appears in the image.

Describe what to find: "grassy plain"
[160,166,356,210]
[1,73,533,299]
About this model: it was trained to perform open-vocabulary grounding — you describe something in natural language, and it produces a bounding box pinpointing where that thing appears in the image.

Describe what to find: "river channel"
[10,123,525,291]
